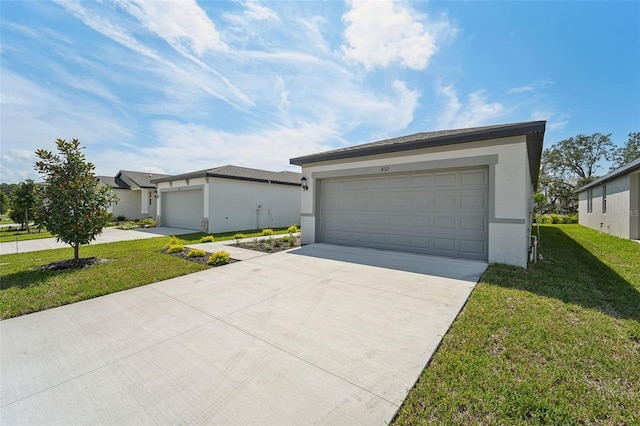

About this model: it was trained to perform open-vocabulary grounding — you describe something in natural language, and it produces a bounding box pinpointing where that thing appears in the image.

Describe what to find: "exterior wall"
[631,173,640,239]
[578,175,631,239]
[299,135,533,267]
[209,178,301,233]
[111,189,143,220]
[157,177,301,233]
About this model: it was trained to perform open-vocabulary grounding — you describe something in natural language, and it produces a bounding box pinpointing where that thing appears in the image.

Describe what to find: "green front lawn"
[0,226,54,243]
[0,227,294,319]
[394,224,640,424]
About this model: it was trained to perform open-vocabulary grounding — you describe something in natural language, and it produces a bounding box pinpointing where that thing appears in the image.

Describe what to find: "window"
[602,184,607,214]
[587,189,593,213]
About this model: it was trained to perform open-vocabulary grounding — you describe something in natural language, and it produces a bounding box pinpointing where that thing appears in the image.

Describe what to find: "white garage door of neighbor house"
[162,189,204,231]
[318,167,489,261]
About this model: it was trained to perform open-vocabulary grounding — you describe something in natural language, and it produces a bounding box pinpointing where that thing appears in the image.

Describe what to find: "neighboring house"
[576,158,640,239]
[290,121,546,268]
[97,170,170,220]
[152,165,301,233]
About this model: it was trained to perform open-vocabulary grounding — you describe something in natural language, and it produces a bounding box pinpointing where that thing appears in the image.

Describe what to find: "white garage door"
[162,189,204,231]
[318,167,489,260]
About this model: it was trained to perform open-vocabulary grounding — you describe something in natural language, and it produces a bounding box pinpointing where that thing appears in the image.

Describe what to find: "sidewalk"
[0,226,193,255]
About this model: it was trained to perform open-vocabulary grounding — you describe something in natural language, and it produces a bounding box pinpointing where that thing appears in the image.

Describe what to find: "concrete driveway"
[0,244,487,425]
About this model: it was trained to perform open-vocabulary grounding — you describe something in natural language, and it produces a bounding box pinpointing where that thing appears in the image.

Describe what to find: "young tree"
[8,180,38,232]
[35,138,117,260]
[611,132,640,170]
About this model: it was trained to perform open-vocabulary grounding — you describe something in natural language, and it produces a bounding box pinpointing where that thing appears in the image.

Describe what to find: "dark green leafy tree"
[8,180,38,232]
[35,138,117,260]
[538,133,614,213]
[0,190,9,215]
[0,183,18,198]
[611,132,640,170]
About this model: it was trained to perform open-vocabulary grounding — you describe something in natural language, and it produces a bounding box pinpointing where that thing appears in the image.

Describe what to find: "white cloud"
[436,83,505,129]
[530,110,570,131]
[130,120,340,174]
[54,0,252,108]
[507,79,555,94]
[341,0,455,70]
[241,1,280,22]
[0,70,135,182]
[115,0,228,56]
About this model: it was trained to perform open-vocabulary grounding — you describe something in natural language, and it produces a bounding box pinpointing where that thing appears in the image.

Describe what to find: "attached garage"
[290,121,546,268]
[161,188,204,230]
[318,167,488,260]
[153,165,301,234]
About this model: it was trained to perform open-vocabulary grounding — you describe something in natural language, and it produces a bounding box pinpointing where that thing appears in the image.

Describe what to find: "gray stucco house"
[290,121,546,268]
[97,170,170,220]
[152,165,301,233]
[576,158,640,240]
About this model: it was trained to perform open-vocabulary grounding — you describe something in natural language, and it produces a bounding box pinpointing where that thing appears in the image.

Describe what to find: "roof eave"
[290,121,546,165]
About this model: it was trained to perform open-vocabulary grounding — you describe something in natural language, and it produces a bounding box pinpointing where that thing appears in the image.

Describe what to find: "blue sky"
[1,0,638,183]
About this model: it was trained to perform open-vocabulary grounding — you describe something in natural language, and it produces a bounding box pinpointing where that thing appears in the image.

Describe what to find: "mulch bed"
[235,237,300,254]
[162,248,238,267]
[37,257,112,271]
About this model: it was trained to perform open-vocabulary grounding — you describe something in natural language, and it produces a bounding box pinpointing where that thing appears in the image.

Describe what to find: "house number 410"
[380,166,390,172]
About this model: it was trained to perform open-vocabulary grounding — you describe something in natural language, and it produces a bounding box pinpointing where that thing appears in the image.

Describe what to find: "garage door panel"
[433,216,456,230]
[461,193,487,210]
[460,170,488,185]
[319,167,488,261]
[434,173,457,186]
[461,217,487,232]
[162,189,203,231]
[461,239,486,256]
[433,195,457,209]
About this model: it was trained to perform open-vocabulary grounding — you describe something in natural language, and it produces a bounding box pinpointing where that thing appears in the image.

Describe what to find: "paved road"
[0,244,487,425]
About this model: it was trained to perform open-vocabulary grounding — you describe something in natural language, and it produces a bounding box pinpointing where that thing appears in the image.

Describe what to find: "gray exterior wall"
[578,172,640,239]
[157,177,301,233]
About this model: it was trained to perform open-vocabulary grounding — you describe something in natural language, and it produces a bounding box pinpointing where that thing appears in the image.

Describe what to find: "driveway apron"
[0,244,487,425]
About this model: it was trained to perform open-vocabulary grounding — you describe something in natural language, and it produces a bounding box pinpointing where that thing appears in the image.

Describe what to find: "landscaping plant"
[207,250,230,266]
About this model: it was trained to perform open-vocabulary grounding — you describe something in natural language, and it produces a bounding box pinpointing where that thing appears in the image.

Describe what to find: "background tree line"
[537,131,639,214]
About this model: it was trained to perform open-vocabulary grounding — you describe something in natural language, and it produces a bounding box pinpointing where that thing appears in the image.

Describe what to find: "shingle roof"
[290,121,546,165]
[117,170,171,188]
[576,158,640,192]
[151,165,302,186]
[290,120,546,187]
[97,175,130,189]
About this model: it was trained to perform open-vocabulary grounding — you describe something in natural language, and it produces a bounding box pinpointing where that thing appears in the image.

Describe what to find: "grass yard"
[0,227,294,319]
[0,226,54,243]
[394,224,640,425]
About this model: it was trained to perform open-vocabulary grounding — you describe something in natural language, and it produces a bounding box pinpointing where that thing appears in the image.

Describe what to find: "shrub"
[208,250,230,266]
[140,218,157,228]
[534,214,579,225]
[186,249,206,258]
[262,228,274,236]
[233,233,246,245]
[263,238,273,250]
[200,235,215,243]
[166,244,184,254]
[287,224,299,235]
[280,235,292,245]
[116,215,126,222]
[116,221,139,230]
[167,235,179,246]
[106,212,115,222]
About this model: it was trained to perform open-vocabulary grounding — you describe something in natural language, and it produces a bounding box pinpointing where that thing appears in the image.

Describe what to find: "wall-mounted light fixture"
[154,190,159,199]
[301,176,309,191]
